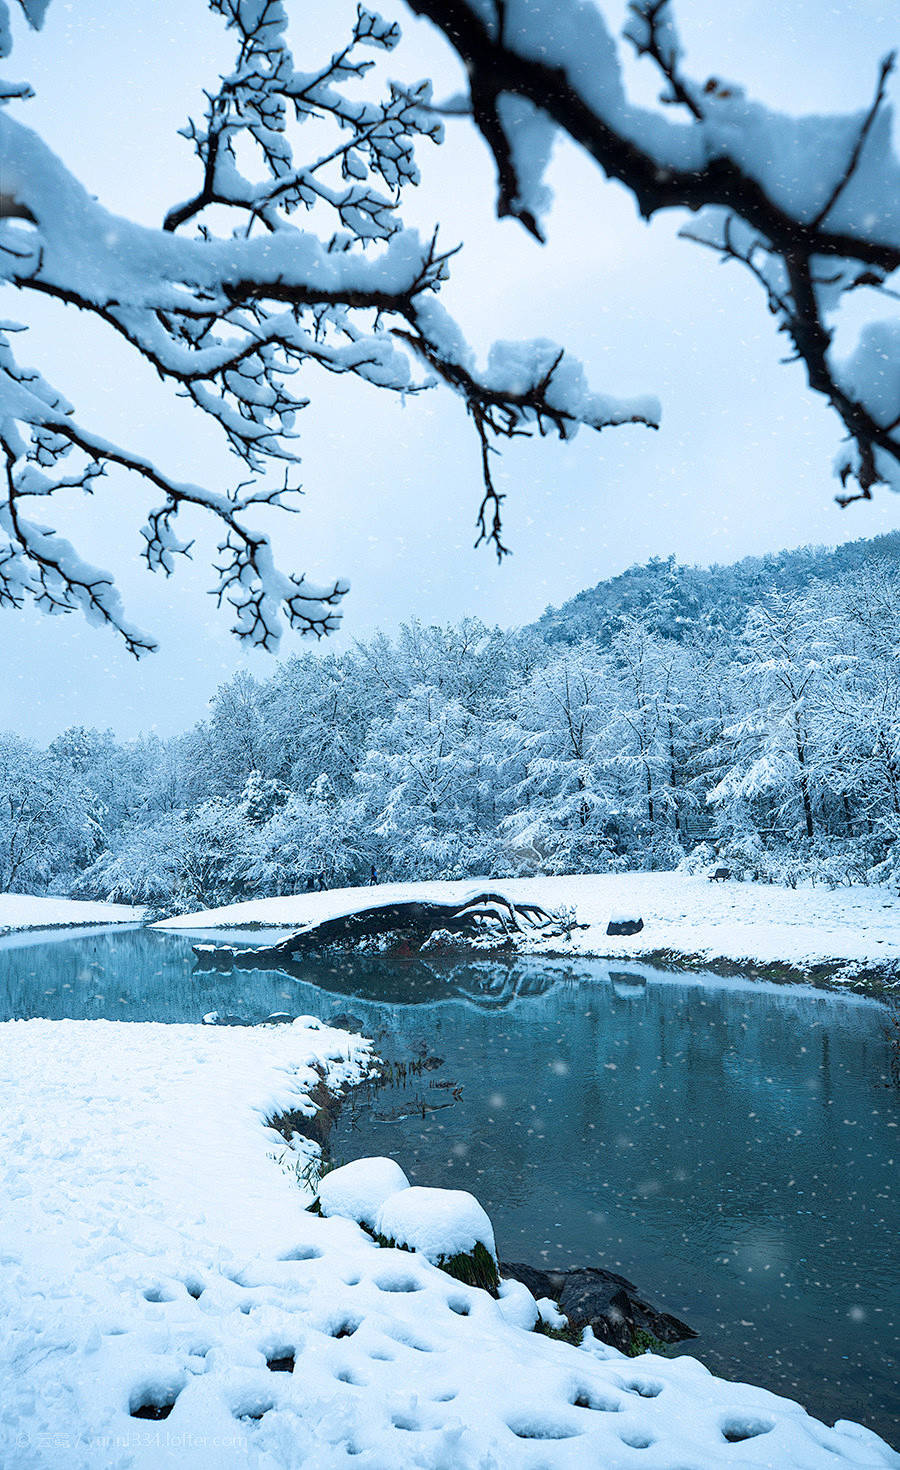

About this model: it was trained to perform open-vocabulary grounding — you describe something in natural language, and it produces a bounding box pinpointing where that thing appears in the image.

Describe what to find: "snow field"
[0,893,144,935]
[1,1017,898,1468]
[154,870,900,972]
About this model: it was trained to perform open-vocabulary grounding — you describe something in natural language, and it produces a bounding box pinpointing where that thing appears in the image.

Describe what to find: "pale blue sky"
[3,0,900,739]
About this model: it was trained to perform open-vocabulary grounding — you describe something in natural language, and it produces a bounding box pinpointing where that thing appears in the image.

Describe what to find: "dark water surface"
[1,926,897,1443]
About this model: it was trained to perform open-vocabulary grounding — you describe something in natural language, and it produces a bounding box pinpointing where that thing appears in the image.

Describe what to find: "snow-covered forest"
[8,532,900,911]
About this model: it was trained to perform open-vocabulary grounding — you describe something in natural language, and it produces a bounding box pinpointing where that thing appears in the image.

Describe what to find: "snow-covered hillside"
[1,1017,896,1469]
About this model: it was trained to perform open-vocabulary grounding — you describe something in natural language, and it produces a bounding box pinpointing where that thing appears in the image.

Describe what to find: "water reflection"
[0,927,595,1021]
[0,927,897,1443]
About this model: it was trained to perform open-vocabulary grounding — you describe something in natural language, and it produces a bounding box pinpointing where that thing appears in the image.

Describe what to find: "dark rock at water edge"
[201,1010,246,1026]
[501,1261,696,1355]
[606,917,644,937]
[193,893,579,969]
[327,1012,367,1034]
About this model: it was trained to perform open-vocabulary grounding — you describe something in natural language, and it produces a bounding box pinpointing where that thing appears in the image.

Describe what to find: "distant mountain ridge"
[534,530,900,645]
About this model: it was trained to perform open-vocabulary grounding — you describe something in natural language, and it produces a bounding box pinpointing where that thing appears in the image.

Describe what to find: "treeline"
[5,543,900,910]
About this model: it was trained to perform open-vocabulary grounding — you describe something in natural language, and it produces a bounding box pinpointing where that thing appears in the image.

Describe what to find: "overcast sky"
[3,0,900,741]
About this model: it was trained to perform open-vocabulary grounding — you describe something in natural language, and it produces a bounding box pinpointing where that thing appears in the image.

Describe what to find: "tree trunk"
[668,719,680,833]
[794,720,814,839]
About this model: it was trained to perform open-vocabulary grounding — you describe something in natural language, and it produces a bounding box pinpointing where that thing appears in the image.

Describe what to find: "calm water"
[2,927,898,1443]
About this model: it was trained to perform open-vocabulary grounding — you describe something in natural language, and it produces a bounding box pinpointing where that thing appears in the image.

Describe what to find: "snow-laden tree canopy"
[0,0,656,653]
[2,0,900,653]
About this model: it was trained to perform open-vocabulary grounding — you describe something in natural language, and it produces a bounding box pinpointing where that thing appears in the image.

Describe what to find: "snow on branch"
[0,0,652,652]
[406,0,900,506]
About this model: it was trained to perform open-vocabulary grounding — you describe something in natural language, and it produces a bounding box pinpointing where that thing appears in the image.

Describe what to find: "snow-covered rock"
[606,911,644,936]
[376,1184,497,1264]
[317,1155,410,1231]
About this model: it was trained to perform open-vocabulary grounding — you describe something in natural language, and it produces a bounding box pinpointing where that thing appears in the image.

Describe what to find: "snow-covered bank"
[0,893,144,935]
[2,1018,896,1469]
[154,872,900,981]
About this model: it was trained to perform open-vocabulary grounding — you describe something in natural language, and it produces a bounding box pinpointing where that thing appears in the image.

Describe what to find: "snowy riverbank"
[154,872,900,984]
[2,1015,897,1469]
[5,872,898,983]
[0,894,145,936]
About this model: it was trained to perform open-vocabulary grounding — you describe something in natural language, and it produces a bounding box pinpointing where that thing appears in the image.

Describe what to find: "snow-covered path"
[1,1017,897,1468]
[154,872,900,976]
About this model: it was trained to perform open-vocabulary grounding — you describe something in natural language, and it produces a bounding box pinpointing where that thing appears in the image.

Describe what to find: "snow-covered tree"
[260,651,375,797]
[74,812,187,907]
[355,682,484,877]
[0,730,100,890]
[4,3,899,656]
[237,768,290,827]
[500,645,617,873]
[47,725,152,837]
[81,797,251,910]
[603,617,696,858]
[187,671,271,798]
[244,773,361,892]
[708,591,833,845]
[805,565,900,847]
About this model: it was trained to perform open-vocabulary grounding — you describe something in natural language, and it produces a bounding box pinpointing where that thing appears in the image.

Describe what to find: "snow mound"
[538,1296,569,1329]
[376,1184,497,1263]
[317,1155,410,1230]
[497,1275,540,1330]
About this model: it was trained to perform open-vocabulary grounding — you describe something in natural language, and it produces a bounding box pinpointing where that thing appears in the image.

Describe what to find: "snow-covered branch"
[0,0,652,651]
[406,0,900,504]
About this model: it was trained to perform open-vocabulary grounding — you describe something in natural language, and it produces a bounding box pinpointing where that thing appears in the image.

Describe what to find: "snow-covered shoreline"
[0,893,145,936]
[5,873,899,986]
[154,872,900,987]
[2,1015,897,1468]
